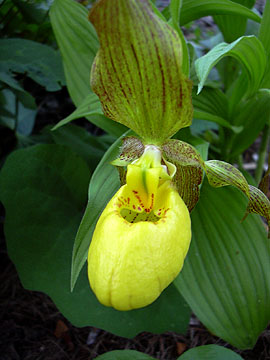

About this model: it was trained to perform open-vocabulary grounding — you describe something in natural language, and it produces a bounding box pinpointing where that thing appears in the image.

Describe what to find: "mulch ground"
[0,227,269,360]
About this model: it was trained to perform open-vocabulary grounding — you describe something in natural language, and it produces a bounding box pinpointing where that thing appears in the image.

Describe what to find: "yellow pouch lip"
[88,144,191,311]
[88,181,191,311]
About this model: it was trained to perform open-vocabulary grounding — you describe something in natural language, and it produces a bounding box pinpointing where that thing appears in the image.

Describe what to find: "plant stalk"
[255,124,270,185]
[14,96,19,132]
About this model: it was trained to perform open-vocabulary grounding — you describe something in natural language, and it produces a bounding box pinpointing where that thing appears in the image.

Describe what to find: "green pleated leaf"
[11,0,48,24]
[259,0,270,55]
[52,93,127,138]
[213,0,255,43]
[192,87,229,119]
[229,89,270,158]
[95,350,156,360]
[162,139,204,212]
[88,345,245,360]
[170,0,182,25]
[0,38,65,91]
[52,93,102,129]
[71,133,146,289]
[180,0,261,25]
[50,0,99,106]
[71,133,125,291]
[192,87,242,132]
[89,0,193,144]
[193,110,242,132]
[51,123,113,172]
[179,345,244,360]
[204,160,270,233]
[0,143,191,336]
[259,0,270,88]
[168,0,189,76]
[195,36,267,96]
[175,181,270,349]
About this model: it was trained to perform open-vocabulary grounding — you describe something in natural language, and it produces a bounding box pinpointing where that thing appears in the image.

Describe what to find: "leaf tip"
[197,84,202,95]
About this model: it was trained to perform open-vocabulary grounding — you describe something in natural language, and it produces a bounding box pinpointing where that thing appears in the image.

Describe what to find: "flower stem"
[255,124,270,185]
[14,95,19,132]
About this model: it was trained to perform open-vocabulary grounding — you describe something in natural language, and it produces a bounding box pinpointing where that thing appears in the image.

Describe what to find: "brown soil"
[0,230,269,360]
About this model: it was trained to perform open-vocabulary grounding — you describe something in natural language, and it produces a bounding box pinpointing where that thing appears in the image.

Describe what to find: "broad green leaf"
[192,87,242,132]
[0,38,65,91]
[12,0,48,24]
[193,87,229,119]
[195,36,267,95]
[259,0,270,88]
[0,144,90,316]
[71,133,125,290]
[52,93,127,138]
[176,181,270,349]
[1,88,37,135]
[0,71,25,92]
[213,0,255,43]
[190,119,219,136]
[167,20,189,76]
[71,133,146,287]
[229,89,270,158]
[170,0,182,25]
[0,143,191,336]
[179,344,244,360]
[87,345,244,360]
[180,0,261,25]
[71,133,149,288]
[51,124,114,172]
[95,350,156,360]
[50,0,99,106]
[90,0,193,144]
[168,0,189,76]
[259,0,270,58]
[193,110,242,133]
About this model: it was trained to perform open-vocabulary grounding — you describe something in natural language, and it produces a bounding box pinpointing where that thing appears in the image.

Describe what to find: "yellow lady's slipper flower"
[88,146,191,311]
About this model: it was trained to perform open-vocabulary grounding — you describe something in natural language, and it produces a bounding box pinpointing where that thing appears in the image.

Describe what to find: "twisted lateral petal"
[89,0,193,144]
[88,181,191,310]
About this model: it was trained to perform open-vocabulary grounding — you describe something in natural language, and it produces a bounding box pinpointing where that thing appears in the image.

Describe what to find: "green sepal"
[204,160,270,237]
[89,0,193,144]
[162,139,204,212]
[111,136,144,167]
[111,136,145,186]
[161,140,270,234]
[112,137,270,235]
